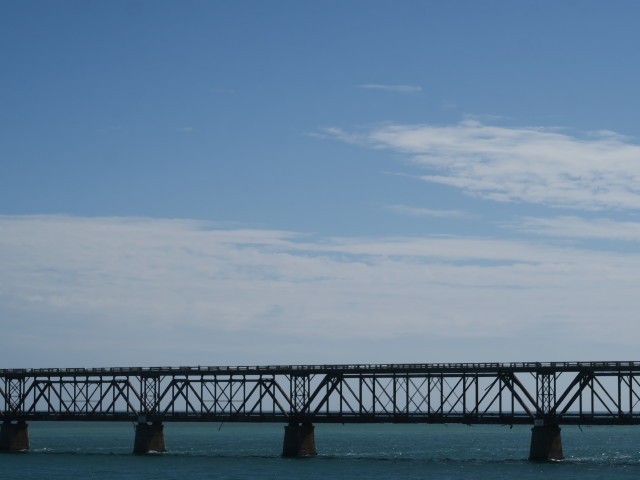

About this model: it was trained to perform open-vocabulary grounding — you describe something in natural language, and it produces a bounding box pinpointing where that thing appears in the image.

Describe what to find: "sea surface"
[1,422,640,479]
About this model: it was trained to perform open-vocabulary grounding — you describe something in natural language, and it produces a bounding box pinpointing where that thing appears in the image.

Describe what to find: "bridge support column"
[529,422,563,461]
[133,422,166,454]
[0,421,30,451]
[282,423,316,457]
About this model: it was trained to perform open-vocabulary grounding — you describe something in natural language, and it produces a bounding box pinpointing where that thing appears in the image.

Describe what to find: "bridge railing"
[3,361,640,377]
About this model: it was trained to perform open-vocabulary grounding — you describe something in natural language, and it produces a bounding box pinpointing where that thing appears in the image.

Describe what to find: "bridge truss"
[2,362,640,425]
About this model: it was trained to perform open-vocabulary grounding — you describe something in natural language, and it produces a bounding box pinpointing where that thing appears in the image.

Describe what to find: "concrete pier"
[0,421,30,451]
[282,423,317,457]
[529,423,563,461]
[133,422,166,453]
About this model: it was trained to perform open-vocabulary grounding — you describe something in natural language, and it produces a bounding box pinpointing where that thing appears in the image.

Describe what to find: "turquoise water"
[2,423,640,479]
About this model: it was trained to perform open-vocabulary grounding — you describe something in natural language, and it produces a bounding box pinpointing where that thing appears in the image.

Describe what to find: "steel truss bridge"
[3,361,640,425]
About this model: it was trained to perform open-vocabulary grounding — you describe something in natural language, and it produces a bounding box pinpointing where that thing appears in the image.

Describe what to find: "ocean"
[1,422,639,479]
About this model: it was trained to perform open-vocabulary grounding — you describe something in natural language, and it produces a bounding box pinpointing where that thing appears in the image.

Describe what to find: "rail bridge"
[3,361,640,460]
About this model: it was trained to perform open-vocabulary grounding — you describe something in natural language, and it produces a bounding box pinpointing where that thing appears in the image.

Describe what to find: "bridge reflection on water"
[3,362,640,460]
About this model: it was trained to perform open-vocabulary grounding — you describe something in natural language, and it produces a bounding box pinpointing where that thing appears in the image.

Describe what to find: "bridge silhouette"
[3,361,640,460]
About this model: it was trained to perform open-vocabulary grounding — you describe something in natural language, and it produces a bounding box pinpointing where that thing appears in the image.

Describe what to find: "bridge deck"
[3,361,640,377]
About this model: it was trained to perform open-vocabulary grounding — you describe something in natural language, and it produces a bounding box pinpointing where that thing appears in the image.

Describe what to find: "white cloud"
[358,84,423,94]
[327,121,640,210]
[385,204,470,219]
[514,216,640,241]
[2,215,640,366]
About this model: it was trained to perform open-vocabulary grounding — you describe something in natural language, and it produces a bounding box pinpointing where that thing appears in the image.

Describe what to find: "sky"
[2,1,640,368]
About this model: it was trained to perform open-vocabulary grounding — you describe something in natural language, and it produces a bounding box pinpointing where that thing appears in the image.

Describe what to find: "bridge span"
[3,361,640,460]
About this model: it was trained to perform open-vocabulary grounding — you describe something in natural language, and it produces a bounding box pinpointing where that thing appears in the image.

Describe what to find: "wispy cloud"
[2,215,640,366]
[385,204,470,219]
[326,120,640,211]
[514,216,640,241]
[358,84,422,94]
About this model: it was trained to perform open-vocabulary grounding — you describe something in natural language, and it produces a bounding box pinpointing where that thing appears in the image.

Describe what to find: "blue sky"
[2,1,640,367]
